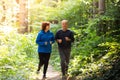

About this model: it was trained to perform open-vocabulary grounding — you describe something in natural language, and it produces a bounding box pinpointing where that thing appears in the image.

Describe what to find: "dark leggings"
[37,53,50,75]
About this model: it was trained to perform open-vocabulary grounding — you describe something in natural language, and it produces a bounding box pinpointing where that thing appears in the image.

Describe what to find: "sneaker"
[42,75,47,79]
[62,76,67,80]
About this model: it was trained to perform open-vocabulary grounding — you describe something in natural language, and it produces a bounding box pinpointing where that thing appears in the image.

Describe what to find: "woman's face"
[46,25,50,31]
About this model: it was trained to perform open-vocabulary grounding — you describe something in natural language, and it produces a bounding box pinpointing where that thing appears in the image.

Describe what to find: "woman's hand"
[45,42,48,45]
[50,41,52,44]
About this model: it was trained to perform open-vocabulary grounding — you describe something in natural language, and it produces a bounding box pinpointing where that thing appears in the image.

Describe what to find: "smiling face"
[46,25,50,31]
[61,20,68,31]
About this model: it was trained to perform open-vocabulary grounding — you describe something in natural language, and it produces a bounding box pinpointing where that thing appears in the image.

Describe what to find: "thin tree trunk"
[93,0,98,14]
[1,1,6,22]
[18,0,28,33]
[92,0,98,18]
[98,0,105,14]
[97,0,106,36]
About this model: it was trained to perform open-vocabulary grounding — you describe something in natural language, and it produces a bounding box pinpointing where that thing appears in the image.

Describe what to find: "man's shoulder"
[67,29,74,33]
[56,29,62,33]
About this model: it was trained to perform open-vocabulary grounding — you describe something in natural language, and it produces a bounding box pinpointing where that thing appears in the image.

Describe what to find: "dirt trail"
[32,65,61,80]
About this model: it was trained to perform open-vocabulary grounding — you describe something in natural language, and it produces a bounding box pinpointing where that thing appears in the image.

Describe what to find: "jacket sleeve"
[70,31,74,42]
[36,33,45,46]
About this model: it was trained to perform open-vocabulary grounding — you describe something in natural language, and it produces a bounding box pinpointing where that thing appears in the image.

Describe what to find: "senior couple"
[36,20,74,80]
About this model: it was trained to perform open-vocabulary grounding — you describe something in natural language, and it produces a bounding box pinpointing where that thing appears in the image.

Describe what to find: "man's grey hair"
[61,20,68,23]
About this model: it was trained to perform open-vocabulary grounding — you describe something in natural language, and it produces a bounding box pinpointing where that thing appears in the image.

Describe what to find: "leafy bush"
[0,31,37,80]
[67,18,120,79]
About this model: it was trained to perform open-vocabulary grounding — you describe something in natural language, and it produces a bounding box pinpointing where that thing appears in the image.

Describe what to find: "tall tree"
[92,0,105,15]
[18,0,28,33]
[98,0,105,14]
[92,0,98,17]
[93,0,98,14]
[1,1,6,23]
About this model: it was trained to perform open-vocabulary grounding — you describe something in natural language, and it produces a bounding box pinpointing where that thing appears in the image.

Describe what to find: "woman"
[36,22,55,79]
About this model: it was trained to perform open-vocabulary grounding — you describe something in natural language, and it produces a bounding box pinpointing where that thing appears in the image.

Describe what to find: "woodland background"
[0,0,120,80]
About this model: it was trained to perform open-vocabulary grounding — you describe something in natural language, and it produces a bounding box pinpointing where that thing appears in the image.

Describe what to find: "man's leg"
[59,48,66,76]
[43,53,50,78]
[64,48,71,75]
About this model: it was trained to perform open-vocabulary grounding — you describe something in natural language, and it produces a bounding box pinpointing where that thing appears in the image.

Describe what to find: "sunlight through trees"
[0,0,120,80]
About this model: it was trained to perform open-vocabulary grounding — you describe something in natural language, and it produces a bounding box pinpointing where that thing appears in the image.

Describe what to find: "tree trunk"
[92,0,98,18]
[96,0,106,36]
[98,0,105,14]
[1,1,6,22]
[18,0,28,33]
[93,0,98,14]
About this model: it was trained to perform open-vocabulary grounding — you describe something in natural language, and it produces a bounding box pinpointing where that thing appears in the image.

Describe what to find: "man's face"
[62,22,68,30]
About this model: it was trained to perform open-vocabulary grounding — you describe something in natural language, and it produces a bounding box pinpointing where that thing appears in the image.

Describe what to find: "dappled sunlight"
[30,65,61,80]
[0,0,120,80]
[0,26,16,34]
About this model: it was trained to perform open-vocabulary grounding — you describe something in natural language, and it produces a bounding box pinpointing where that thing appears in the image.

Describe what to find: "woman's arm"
[36,33,46,46]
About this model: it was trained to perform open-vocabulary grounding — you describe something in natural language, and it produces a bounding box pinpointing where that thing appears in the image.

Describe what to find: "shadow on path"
[35,65,61,80]
[32,65,76,80]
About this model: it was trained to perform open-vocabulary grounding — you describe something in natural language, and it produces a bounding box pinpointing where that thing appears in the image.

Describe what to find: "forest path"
[32,65,61,80]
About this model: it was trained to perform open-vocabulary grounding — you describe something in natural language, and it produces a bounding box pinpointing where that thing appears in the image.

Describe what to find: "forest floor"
[32,65,61,80]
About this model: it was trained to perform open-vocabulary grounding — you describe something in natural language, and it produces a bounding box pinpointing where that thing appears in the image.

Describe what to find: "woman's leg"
[43,53,50,77]
[37,53,44,71]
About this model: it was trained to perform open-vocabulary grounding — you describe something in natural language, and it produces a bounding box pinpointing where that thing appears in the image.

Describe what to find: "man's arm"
[55,31,58,41]
[55,31,62,44]
[70,31,74,42]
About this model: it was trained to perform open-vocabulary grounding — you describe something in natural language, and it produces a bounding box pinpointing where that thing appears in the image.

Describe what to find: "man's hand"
[57,39,62,44]
[65,37,71,41]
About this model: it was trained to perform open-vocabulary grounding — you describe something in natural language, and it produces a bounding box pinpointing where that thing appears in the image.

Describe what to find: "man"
[55,20,74,79]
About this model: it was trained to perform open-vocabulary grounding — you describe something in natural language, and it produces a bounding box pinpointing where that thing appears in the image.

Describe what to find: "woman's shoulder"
[38,30,44,35]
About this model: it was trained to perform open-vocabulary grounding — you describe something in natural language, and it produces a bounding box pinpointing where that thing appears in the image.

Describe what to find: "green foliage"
[1,0,120,80]
[30,0,91,28]
[68,17,120,79]
[29,1,120,80]
[47,0,90,24]
[0,31,37,80]
[67,0,120,79]
[50,43,61,71]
